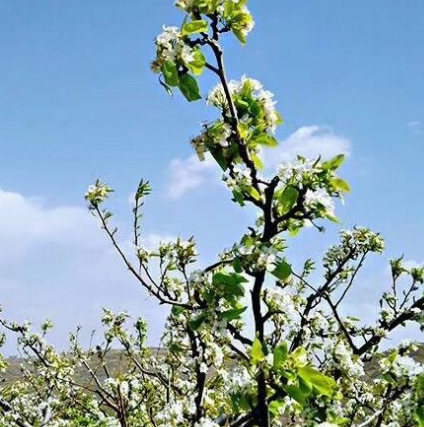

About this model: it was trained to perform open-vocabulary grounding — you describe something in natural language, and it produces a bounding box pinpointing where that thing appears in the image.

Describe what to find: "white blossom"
[305,188,335,216]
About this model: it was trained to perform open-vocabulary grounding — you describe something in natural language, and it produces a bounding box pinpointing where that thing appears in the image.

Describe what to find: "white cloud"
[166,154,215,200]
[0,188,169,354]
[165,126,352,199]
[266,126,351,168]
[403,260,424,270]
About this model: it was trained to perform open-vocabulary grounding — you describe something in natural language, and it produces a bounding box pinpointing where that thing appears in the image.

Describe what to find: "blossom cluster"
[151,26,203,75]
[174,0,255,44]
[207,76,281,133]
[85,179,113,206]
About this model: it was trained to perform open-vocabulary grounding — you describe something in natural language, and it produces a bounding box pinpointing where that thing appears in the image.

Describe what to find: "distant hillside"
[1,348,166,387]
[3,346,424,386]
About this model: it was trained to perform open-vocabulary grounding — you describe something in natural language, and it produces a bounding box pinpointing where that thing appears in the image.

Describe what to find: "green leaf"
[251,338,264,365]
[135,180,152,199]
[272,260,292,281]
[297,366,336,397]
[179,74,201,102]
[326,213,341,224]
[232,190,245,206]
[415,377,424,427]
[182,20,209,35]
[162,61,179,87]
[289,225,301,237]
[220,306,247,321]
[186,49,206,76]
[322,154,345,171]
[224,1,236,17]
[246,186,262,202]
[251,152,264,170]
[416,403,424,427]
[282,384,307,406]
[210,148,228,171]
[382,372,397,385]
[331,178,351,193]
[269,400,284,417]
[235,97,250,111]
[233,29,247,45]
[171,305,186,317]
[273,342,288,370]
[298,376,313,395]
[276,111,284,126]
[248,99,262,118]
[417,374,424,393]
[253,134,278,147]
[213,272,247,298]
[277,185,299,214]
[231,392,251,412]
[291,347,308,367]
[233,258,243,273]
[188,313,207,331]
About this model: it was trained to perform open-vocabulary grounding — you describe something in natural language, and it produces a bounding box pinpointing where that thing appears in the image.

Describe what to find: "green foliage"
[179,73,202,101]
[272,260,292,281]
[162,61,179,87]
[213,271,247,300]
[182,20,209,36]
[297,366,336,398]
[186,49,206,76]
[273,342,288,370]
[251,338,265,365]
[277,185,299,215]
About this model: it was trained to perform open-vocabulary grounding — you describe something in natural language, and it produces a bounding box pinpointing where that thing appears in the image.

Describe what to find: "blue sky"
[0,1,423,352]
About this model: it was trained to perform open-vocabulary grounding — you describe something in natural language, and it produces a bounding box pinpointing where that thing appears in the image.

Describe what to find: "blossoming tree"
[2,1,424,427]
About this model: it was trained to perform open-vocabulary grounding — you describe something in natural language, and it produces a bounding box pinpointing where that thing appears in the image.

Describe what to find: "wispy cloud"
[166,154,215,200]
[165,126,352,199]
[266,126,351,169]
[407,120,423,135]
[0,188,169,354]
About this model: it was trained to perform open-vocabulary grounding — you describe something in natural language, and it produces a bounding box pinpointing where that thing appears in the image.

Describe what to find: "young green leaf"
[291,347,308,367]
[297,366,336,397]
[186,49,206,76]
[252,134,278,147]
[416,403,424,427]
[331,178,351,193]
[277,185,299,214]
[251,152,264,170]
[269,400,285,417]
[179,74,201,102]
[220,306,247,321]
[232,190,246,206]
[182,20,209,36]
[162,61,179,87]
[282,384,307,406]
[322,154,345,171]
[251,338,265,365]
[272,260,292,281]
[188,313,207,331]
[273,342,288,370]
[210,148,228,171]
[213,272,247,297]
[247,186,262,202]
